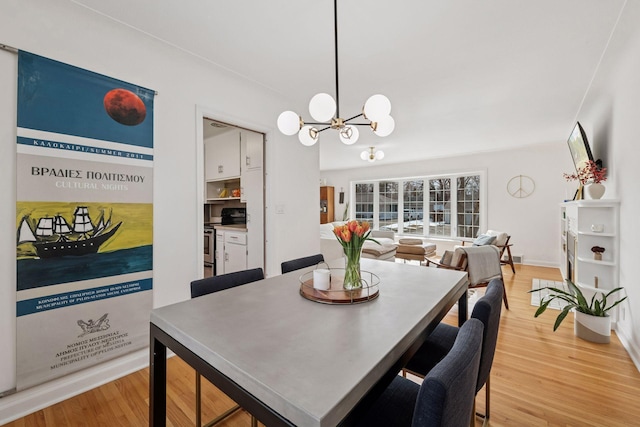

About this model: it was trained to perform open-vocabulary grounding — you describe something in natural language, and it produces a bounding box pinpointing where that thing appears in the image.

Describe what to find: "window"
[378,181,398,229]
[354,183,374,221]
[352,172,485,238]
[429,178,450,236]
[456,175,480,238]
[403,180,424,235]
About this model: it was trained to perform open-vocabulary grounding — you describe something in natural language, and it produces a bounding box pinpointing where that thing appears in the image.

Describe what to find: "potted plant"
[528,279,626,343]
[564,160,607,199]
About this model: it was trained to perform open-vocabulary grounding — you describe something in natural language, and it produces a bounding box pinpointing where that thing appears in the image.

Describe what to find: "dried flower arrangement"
[564,160,607,184]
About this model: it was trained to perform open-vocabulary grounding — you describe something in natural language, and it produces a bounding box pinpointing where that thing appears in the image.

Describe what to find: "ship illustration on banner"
[17,206,122,259]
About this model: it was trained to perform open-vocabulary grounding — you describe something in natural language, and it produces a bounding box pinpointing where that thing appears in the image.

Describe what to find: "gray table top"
[151,258,467,427]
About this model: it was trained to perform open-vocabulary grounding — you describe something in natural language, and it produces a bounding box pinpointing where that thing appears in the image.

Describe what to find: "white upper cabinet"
[205,128,241,181]
[240,129,263,172]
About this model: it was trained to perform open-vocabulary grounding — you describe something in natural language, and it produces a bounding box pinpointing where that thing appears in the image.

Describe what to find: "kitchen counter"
[213,224,247,232]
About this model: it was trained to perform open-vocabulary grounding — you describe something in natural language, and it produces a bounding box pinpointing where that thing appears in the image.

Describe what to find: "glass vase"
[343,245,363,290]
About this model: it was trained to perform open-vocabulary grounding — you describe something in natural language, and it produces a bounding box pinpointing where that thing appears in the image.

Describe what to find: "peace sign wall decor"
[507,175,535,198]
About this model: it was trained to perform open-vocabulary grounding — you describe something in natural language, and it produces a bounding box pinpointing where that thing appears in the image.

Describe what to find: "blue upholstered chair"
[281,253,325,274]
[190,268,264,427]
[356,318,484,427]
[404,278,504,426]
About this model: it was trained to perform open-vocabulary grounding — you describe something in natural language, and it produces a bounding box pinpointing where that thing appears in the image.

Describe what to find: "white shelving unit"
[560,200,620,295]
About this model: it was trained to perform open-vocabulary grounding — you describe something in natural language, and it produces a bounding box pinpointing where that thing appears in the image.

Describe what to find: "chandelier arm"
[316,126,333,132]
[344,113,364,122]
[347,123,373,126]
[334,0,340,119]
[305,122,332,126]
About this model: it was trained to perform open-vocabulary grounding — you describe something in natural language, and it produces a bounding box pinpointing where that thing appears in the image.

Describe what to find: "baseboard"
[615,325,640,373]
[0,348,148,424]
[520,259,559,268]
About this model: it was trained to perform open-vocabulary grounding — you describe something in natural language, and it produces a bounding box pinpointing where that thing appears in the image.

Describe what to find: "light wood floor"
[5,264,640,426]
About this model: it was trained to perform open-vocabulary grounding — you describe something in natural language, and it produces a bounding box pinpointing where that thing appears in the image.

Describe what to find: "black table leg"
[149,324,167,427]
[458,289,468,326]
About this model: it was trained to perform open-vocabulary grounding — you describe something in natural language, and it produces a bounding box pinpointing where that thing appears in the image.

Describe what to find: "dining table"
[149,257,468,427]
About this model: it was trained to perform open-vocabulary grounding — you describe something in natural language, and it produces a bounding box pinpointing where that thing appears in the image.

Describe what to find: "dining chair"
[281,253,325,274]
[404,278,504,427]
[355,318,484,427]
[190,268,264,427]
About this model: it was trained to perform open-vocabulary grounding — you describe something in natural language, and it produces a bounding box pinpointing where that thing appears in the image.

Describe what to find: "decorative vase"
[587,183,605,200]
[343,245,363,290]
[574,311,611,343]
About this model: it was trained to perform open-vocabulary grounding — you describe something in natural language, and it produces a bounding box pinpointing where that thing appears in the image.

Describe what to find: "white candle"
[313,269,331,290]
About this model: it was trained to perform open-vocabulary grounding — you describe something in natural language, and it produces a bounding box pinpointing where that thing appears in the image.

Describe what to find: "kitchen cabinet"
[215,229,247,275]
[206,177,241,202]
[243,168,264,269]
[320,186,334,224]
[203,120,265,274]
[241,129,263,172]
[205,128,241,181]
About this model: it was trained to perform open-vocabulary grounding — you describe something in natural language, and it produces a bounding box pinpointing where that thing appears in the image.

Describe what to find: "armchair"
[464,230,516,274]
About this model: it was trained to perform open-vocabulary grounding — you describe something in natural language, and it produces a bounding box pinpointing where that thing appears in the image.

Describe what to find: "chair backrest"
[470,278,504,393]
[412,318,484,427]
[190,268,264,298]
[281,253,325,274]
[461,245,502,286]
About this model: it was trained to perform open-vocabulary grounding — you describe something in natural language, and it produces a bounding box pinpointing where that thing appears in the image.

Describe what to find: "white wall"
[578,0,640,369]
[0,0,319,422]
[322,141,575,267]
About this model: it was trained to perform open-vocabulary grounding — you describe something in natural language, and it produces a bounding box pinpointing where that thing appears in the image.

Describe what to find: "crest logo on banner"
[15,51,154,390]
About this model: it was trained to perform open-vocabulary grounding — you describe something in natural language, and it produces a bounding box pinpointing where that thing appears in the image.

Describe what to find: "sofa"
[320,222,398,261]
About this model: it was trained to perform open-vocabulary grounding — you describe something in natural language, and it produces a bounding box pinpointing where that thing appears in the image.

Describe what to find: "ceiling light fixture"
[276,0,394,146]
[360,147,385,163]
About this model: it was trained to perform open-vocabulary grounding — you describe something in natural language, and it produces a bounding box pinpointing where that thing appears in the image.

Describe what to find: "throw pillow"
[473,234,497,246]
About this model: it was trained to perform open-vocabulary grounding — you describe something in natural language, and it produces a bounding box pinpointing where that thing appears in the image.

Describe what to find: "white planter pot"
[587,183,606,199]
[574,311,611,343]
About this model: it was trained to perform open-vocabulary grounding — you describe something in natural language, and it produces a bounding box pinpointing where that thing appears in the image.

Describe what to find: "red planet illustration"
[103,88,147,126]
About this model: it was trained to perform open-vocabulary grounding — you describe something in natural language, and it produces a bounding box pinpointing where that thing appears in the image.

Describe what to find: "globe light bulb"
[373,115,395,137]
[363,94,391,122]
[277,111,301,136]
[309,93,336,122]
[375,150,385,160]
[360,150,369,160]
[339,125,359,145]
[298,125,319,146]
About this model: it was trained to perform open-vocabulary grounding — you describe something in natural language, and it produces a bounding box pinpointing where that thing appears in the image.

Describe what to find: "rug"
[531,278,569,310]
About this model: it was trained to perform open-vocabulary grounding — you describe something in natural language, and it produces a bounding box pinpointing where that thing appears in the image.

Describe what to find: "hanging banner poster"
[15,51,154,390]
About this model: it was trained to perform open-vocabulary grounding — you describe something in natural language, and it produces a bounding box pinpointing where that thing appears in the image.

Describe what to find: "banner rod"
[0,43,18,54]
[0,44,158,95]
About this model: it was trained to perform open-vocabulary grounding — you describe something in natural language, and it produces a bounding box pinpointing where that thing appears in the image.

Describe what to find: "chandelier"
[276,0,394,146]
[361,146,385,162]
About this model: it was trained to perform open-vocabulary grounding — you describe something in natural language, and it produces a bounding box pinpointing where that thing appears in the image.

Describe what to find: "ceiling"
[72,0,628,170]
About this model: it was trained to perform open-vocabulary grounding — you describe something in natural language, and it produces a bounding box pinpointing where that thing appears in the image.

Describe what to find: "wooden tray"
[299,269,379,304]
